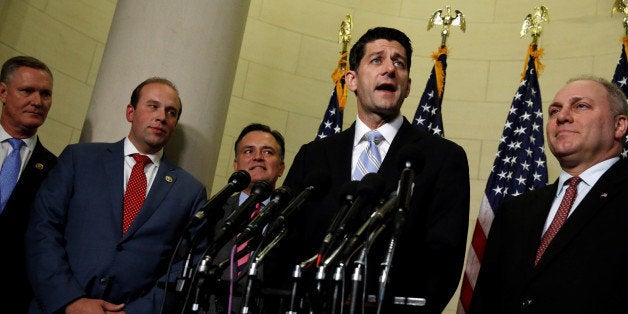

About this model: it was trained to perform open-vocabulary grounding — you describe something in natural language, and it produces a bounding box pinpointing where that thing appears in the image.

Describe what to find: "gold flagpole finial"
[427,5,466,48]
[612,0,628,35]
[520,5,549,45]
[339,14,353,54]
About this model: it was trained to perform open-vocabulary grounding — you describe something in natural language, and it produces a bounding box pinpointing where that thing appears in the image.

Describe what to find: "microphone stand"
[330,264,345,314]
[240,228,288,314]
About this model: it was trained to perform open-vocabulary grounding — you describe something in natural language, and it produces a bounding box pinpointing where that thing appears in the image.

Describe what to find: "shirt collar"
[353,114,403,146]
[556,157,619,196]
[123,137,162,165]
[0,126,37,152]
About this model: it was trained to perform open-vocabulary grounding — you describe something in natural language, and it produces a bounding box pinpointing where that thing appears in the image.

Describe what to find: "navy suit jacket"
[0,139,56,313]
[470,158,628,313]
[268,118,470,313]
[25,140,207,314]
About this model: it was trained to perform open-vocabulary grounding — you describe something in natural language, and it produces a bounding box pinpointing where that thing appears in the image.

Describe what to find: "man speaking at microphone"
[210,123,286,313]
[268,27,470,313]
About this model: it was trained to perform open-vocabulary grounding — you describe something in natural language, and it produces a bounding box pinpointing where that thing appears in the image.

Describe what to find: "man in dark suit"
[0,56,57,313]
[25,77,208,313]
[268,27,470,313]
[469,76,628,313]
[209,123,286,313]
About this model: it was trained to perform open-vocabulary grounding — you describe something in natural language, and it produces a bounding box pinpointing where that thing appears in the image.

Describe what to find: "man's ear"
[346,70,358,93]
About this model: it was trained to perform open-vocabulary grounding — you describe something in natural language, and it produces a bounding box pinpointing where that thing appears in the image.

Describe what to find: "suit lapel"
[104,141,125,232]
[328,123,355,181]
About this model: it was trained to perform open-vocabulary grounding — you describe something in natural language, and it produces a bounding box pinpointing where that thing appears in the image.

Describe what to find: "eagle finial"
[611,0,628,35]
[339,14,353,53]
[428,5,466,47]
[520,5,550,44]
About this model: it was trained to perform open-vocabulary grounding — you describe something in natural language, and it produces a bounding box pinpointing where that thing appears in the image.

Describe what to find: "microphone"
[318,173,387,262]
[395,145,424,213]
[235,186,293,245]
[185,170,251,230]
[213,180,273,244]
[265,170,331,236]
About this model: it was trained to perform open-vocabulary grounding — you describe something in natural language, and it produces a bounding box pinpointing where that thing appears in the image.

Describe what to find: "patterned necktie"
[235,202,262,276]
[122,154,152,234]
[0,138,24,211]
[352,130,384,181]
[535,176,581,265]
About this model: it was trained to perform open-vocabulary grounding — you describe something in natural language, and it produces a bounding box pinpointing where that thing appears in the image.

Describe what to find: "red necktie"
[235,202,262,276]
[535,176,581,265]
[123,154,152,234]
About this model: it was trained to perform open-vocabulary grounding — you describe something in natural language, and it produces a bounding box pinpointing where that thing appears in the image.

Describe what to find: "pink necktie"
[235,202,262,276]
[122,154,152,234]
[535,176,581,265]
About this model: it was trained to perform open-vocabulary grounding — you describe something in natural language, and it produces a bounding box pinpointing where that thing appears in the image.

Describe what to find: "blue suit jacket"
[25,140,207,314]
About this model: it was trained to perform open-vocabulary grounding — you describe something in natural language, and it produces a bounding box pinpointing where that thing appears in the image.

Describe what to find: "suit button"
[116,244,123,251]
[100,277,109,285]
[521,298,533,310]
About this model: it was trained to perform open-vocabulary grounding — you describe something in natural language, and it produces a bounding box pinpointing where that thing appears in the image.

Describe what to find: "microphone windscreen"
[250,180,273,199]
[336,181,361,203]
[358,173,387,196]
[396,145,425,173]
[271,186,292,200]
[303,169,331,200]
[229,170,252,191]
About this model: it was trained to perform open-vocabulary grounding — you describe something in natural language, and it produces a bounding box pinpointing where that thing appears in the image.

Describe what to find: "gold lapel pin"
[35,163,44,170]
[165,175,173,183]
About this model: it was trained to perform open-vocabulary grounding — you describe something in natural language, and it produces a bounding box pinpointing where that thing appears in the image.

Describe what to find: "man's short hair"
[234,123,286,161]
[1,56,53,84]
[130,77,182,119]
[348,27,413,73]
[567,75,628,116]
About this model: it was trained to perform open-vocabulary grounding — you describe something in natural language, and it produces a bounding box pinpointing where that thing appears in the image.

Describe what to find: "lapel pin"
[600,192,608,199]
[165,175,173,183]
[35,163,44,170]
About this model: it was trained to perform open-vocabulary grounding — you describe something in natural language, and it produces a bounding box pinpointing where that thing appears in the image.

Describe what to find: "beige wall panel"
[224,97,290,138]
[37,119,73,154]
[487,59,529,102]
[231,60,249,98]
[296,36,339,85]
[45,0,116,43]
[0,1,98,81]
[46,71,92,130]
[240,19,301,73]
[243,63,329,117]
[260,0,351,39]
[456,138,482,179]
[87,43,105,86]
[445,60,490,101]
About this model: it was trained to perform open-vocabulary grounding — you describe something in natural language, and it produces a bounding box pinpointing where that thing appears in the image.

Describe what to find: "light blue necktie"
[353,130,384,180]
[0,138,25,211]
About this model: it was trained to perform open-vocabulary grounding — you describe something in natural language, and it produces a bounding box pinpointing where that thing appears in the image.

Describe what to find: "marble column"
[81,0,250,188]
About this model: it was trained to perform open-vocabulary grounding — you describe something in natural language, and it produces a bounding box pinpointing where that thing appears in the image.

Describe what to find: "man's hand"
[65,297,125,314]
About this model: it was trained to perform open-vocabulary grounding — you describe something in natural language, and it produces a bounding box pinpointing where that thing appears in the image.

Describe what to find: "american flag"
[458,44,549,313]
[413,47,447,136]
[610,36,628,158]
[316,52,348,140]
